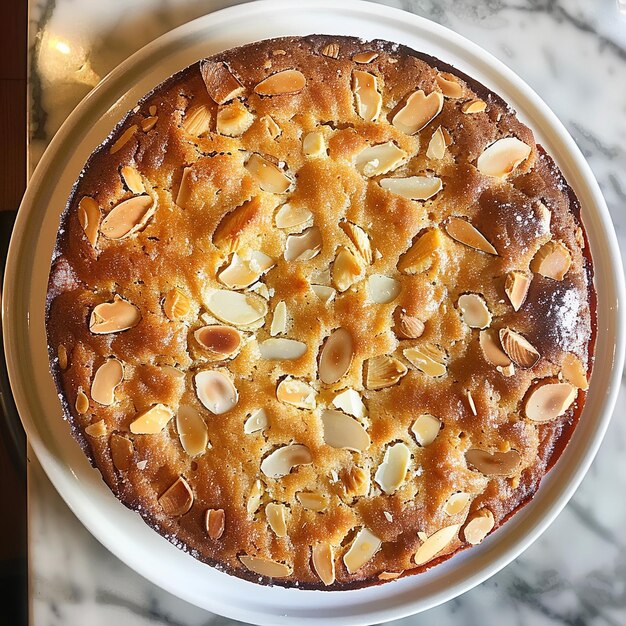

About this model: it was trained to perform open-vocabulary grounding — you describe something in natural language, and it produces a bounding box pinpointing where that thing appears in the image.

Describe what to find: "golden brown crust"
[46,35,595,589]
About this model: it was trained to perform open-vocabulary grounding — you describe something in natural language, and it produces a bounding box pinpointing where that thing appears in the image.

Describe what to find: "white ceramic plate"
[4,1,625,624]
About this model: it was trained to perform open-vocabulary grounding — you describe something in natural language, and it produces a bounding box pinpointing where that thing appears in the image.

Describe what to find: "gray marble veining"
[26,1,626,625]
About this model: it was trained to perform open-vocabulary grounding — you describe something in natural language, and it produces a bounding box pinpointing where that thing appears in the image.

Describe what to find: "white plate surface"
[3,1,625,624]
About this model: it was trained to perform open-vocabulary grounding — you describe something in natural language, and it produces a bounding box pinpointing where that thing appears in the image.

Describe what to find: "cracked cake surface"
[46,35,595,588]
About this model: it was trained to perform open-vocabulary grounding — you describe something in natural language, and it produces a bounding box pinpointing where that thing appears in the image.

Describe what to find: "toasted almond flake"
[260,114,281,139]
[375,442,410,495]
[175,166,194,209]
[303,130,327,157]
[479,329,511,367]
[85,419,106,437]
[120,165,144,194]
[466,448,521,475]
[218,250,274,289]
[259,338,307,360]
[244,408,268,434]
[110,434,134,471]
[276,378,317,409]
[463,509,495,545]
[355,142,407,177]
[404,344,447,377]
[245,153,291,193]
[391,89,444,134]
[537,201,552,231]
[58,344,68,370]
[562,353,589,390]
[321,43,340,58]
[332,388,366,419]
[194,325,241,358]
[312,284,336,304]
[129,404,173,434]
[261,444,313,478]
[445,217,497,255]
[159,477,193,516]
[398,228,444,274]
[312,543,335,586]
[77,196,100,247]
[530,240,572,280]
[200,61,245,104]
[498,363,516,377]
[352,71,382,122]
[411,414,441,446]
[270,300,288,336]
[344,528,382,574]
[500,328,540,368]
[285,226,323,261]
[216,101,254,137]
[163,288,191,321]
[148,105,157,116]
[182,104,211,135]
[322,409,370,452]
[462,99,486,114]
[194,370,238,415]
[466,390,478,416]
[444,492,471,516]
[89,295,141,334]
[100,195,155,240]
[205,508,225,539]
[426,127,446,160]
[213,197,262,253]
[458,293,492,329]
[255,69,306,96]
[353,51,379,63]
[297,492,328,511]
[379,571,402,581]
[319,327,354,384]
[205,289,267,327]
[109,125,137,154]
[436,73,464,98]
[505,271,531,311]
[366,355,408,390]
[395,311,425,339]
[339,221,372,264]
[368,275,401,304]
[239,555,292,578]
[332,247,365,292]
[275,203,313,230]
[414,524,460,565]
[141,116,158,132]
[176,405,208,457]
[477,137,531,177]
[380,176,442,201]
[266,502,288,537]
[341,466,369,497]
[247,479,264,514]
[525,381,577,422]
[91,358,123,406]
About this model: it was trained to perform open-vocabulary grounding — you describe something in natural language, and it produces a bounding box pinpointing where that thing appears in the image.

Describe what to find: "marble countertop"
[27,1,626,625]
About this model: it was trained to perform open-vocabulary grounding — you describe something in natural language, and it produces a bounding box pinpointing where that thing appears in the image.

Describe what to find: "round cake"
[46,35,595,588]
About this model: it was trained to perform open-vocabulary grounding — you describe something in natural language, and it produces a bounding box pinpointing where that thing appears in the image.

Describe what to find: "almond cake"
[46,35,595,589]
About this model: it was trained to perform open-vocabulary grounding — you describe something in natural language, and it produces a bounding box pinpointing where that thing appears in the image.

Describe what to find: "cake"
[46,35,595,588]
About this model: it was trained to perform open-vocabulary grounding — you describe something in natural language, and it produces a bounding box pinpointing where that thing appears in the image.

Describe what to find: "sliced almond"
[285,226,322,261]
[477,137,531,178]
[110,434,133,471]
[332,247,365,292]
[379,571,403,581]
[462,99,486,114]
[175,167,194,209]
[458,293,491,329]
[244,408,268,434]
[213,197,262,253]
[259,338,307,360]
[479,329,511,367]
[129,404,173,434]
[216,101,254,137]
[200,61,245,104]
[500,328,540,368]
[395,311,425,339]
[109,125,137,155]
[463,509,495,545]
[261,444,313,478]
[365,355,408,390]
[77,197,100,247]
[239,556,292,578]
[333,388,366,419]
[530,240,572,280]
[444,492,471,516]
[85,419,106,437]
[176,405,208,457]
[312,284,336,304]
[182,104,211,136]
[404,344,447,377]
[411,414,441,446]
[159,477,193,516]
[505,271,531,311]
[247,479,264,515]
[391,90,443,135]
[57,344,68,370]
[245,153,291,193]
[276,378,317,409]
[148,105,157,116]
[205,508,225,540]
[367,275,401,304]
[120,166,144,194]
[340,221,372,264]
[275,203,313,229]
[320,41,339,57]
[343,528,381,574]
[414,524,460,565]
[466,448,521,476]
[375,442,410,495]
[380,176,442,201]
[562,353,589,390]
[141,116,158,132]
[355,142,407,177]
[218,250,274,289]
[426,126,446,160]
[302,130,327,157]
[254,69,306,96]
[312,543,335,586]
[194,370,238,415]
[352,71,382,122]
[319,327,354,384]
[100,195,155,240]
[194,325,241,358]
[270,300,288,336]
[205,289,267,327]
[341,466,369,498]
[163,288,192,321]
[353,51,379,63]
[445,217,497,255]
[436,73,464,98]
[89,295,141,334]
[525,381,577,422]
[322,409,370,452]
[91,359,123,406]
[397,228,444,274]
[260,114,281,139]
[297,492,328,511]
[266,502,288,537]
